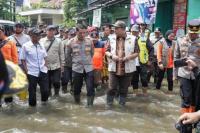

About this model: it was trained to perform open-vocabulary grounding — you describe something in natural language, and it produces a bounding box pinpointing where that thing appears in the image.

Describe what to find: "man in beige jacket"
[40,25,65,97]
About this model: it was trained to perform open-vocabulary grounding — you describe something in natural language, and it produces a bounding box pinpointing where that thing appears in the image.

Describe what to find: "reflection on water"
[0,82,180,133]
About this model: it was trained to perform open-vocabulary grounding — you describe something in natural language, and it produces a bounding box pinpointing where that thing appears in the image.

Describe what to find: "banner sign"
[92,8,102,27]
[130,0,158,25]
[173,0,187,34]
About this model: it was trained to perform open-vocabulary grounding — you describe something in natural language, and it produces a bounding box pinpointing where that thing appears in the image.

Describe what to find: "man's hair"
[103,24,111,31]
[76,23,87,31]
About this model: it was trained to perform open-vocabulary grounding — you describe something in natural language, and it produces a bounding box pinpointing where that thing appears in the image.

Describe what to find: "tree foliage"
[63,0,87,27]
[0,0,15,21]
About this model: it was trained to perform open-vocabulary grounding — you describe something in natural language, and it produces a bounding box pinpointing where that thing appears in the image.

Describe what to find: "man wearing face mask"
[156,30,175,94]
[174,19,200,133]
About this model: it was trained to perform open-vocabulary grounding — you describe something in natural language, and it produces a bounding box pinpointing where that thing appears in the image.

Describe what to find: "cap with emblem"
[46,25,56,30]
[188,19,200,34]
[154,27,161,33]
[68,28,76,35]
[112,20,126,29]
[29,28,43,36]
[131,24,139,32]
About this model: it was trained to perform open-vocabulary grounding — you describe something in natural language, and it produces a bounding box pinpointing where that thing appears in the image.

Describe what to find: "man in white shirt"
[20,28,49,107]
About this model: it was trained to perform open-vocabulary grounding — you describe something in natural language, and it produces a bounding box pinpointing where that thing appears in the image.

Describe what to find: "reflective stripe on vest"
[138,38,149,64]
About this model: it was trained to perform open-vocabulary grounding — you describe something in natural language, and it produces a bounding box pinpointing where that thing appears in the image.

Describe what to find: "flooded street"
[0,81,181,133]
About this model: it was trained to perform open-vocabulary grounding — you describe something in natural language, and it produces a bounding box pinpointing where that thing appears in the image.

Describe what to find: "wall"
[187,0,200,21]
[52,15,63,25]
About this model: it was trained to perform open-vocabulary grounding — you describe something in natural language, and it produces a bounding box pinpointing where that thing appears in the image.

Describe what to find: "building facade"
[18,0,64,26]
[78,0,200,34]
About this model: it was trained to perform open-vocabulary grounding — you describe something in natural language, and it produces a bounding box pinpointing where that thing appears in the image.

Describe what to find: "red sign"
[173,0,187,33]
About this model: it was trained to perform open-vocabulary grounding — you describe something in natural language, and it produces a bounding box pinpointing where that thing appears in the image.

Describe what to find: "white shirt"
[9,33,31,64]
[20,41,48,77]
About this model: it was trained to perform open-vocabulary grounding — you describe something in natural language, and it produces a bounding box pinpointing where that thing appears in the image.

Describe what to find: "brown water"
[0,82,180,133]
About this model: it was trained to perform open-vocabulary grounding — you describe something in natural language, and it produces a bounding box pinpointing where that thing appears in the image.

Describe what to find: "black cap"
[188,19,200,33]
[68,28,76,35]
[112,20,126,29]
[46,25,56,30]
[154,27,161,33]
[14,22,24,28]
[0,24,5,32]
[30,28,43,36]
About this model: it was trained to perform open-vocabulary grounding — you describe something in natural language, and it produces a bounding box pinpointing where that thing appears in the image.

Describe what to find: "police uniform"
[66,36,94,106]
[174,19,200,115]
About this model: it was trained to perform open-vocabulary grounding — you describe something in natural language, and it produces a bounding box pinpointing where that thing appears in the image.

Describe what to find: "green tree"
[63,0,87,27]
[0,0,14,20]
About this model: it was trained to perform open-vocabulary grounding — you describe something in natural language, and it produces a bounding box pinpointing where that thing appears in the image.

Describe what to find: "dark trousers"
[61,66,72,86]
[48,68,61,95]
[27,72,49,106]
[179,77,195,108]
[156,68,173,91]
[72,71,94,96]
[131,64,148,89]
[147,61,159,84]
[108,72,132,98]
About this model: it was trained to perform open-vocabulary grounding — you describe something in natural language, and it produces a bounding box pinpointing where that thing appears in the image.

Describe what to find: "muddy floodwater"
[0,81,181,133]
